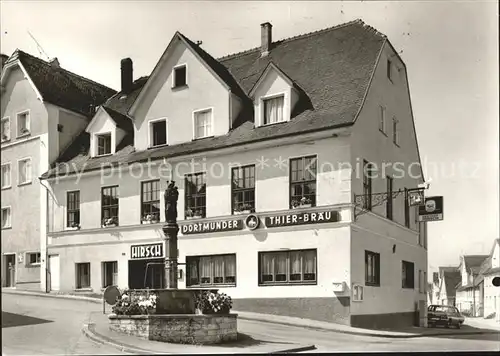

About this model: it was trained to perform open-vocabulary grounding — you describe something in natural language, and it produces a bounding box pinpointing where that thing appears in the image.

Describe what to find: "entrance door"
[128,259,164,289]
[48,255,60,291]
[4,254,16,287]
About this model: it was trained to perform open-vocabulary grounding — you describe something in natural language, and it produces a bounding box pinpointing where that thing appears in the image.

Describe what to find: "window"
[150,119,167,147]
[102,261,118,288]
[231,165,255,214]
[76,262,91,289]
[26,252,41,266]
[1,207,11,229]
[353,284,364,301]
[387,59,393,81]
[193,109,213,139]
[57,124,64,133]
[186,254,236,287]
[141,180,160,222]
[67,191,80,228]
[185,173,206,219]
[290,155,317,209]
[18,158,32,185]
[259,249,317,285]
[379,106,386,133]
[363,160,373,210]
[263,95,284,125]
[173,65,187,88]
[17,111,30,137]
[365,251,380,286]
[402,260,415,289]
[393,117,399,146]
[1,163,11,189]
[1,117,10,141]
[386,176,393,220]
[101,186,119,226]
[96,133,112,156]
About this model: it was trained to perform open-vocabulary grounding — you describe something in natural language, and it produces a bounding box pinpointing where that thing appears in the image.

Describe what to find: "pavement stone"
[4,288,500,339]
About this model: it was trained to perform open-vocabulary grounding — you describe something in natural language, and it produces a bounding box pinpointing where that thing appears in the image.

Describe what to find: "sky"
[1,1,498,275]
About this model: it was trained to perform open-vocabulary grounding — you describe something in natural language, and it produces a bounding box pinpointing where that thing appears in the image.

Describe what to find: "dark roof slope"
[439,266,458,275]
[444,271,461,298]
[102,107,134,133]
[42,19,386,179]
[464,255,489,270]
[13,50,116,116]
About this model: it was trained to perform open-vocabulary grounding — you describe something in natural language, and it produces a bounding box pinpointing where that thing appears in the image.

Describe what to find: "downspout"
[38,177,51,293]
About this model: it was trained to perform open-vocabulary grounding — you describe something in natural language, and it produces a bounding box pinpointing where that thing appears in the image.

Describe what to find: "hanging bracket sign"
[418,196,444,222]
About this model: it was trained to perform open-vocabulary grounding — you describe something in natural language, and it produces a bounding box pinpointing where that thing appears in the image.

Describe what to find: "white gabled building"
[40,20,428,329]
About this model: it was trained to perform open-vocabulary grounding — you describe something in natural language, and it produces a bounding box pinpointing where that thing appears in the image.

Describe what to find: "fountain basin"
[108,313,238,344]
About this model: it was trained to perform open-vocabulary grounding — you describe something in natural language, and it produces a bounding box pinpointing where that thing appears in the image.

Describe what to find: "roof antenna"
[27,31,50,61]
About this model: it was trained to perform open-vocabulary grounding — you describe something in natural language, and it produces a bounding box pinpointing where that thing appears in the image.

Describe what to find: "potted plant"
[300,197,312,208]
[141,213,159,224]
[194,291,232,315]
[102,216,118,228]
[185,208,203,220]
[234,203,254,215]
[68,222,81,230]
[291,199,300,209]
[20,128,30,135]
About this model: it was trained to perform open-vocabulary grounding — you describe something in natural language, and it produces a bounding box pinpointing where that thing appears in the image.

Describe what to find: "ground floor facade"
[46,206,427,329]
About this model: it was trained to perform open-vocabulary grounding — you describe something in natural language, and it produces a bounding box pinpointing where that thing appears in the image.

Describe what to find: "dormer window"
[17,111,30,137]
[193,108,213,139]
[263,95,284,125]
[173,65,187,88]
[149,119,167,147]
[97,133,112,156]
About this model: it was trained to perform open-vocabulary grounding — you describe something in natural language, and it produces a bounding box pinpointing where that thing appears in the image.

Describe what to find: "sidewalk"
[465,317,500,331]
[4,288,500,339]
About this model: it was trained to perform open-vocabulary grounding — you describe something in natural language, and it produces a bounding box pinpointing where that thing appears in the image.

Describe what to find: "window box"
[185,210,203,220]
[102,217,118,228]
[291,197,313,209]
[66,224,81,231]
[141,214,160,224]
[234,210,252,215]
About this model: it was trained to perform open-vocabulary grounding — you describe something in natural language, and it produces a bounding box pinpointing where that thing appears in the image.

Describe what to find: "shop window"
[186,254,236,287]
[185,173,206,219]
[102,261,118,288]
[101,186,119,226]
[76,262,91,289]
[141,180,160,223]
[402,260,415,289]
[26,252,41,266]
[67,190,80,228]
[231,165,255,214]
[363,160,373,210]
[259,249,317,285]
[365,250,380,286]
[289,155,317,209]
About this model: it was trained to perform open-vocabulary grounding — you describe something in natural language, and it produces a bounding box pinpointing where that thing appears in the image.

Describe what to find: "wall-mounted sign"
[245,214,260,230]
[265,210,340,228]
[180,219,244,235]
[418,196,444,222]
[131,243,164,260]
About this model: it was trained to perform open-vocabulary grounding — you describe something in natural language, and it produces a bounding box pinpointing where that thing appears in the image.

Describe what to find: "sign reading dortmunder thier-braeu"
[180,219,244,235]
[265,210,341,228]
[418,196,444,222]
[131,243,164,260]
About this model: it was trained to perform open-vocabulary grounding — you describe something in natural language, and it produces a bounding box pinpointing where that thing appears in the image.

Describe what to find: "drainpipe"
[38,177,51,293]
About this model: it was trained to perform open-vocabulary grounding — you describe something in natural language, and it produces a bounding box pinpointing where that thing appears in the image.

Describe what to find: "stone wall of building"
[108,314,238,344]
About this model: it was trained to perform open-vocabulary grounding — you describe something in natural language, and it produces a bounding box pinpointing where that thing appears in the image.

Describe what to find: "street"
[2,293,499,354]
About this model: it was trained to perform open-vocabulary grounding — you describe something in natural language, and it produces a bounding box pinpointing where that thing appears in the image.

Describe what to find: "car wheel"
[446,319,452,328]
[456,323,461,329]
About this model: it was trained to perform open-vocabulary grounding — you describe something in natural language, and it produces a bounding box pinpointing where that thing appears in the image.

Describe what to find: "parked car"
[427,304,465,329]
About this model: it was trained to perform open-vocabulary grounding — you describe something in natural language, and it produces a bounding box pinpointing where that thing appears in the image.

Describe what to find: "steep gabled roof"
[42,19,387,179]
[444,271,461,298]
[464,255,489,272]
[102,106,134,133]
[439,266,458,275]
[3,50,116,117]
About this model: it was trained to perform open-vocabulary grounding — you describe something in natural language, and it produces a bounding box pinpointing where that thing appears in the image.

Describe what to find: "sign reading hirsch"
[131,243,164,260]
[418,196,444,222]
[181,219,244,235]
[265,210,340,228]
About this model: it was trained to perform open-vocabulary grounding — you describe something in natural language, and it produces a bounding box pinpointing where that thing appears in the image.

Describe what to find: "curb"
[5,290,499,339]
[83,322,316,354]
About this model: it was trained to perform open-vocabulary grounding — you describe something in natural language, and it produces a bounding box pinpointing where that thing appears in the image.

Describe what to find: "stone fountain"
[109,181,238,344]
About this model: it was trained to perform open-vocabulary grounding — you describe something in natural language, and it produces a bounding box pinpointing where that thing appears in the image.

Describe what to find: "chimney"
[260,22,272,57]
[49,57,60,69]
[121,58,133,94]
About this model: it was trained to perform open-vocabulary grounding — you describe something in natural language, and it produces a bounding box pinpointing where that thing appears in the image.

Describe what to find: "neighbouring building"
[481,239,500,322]
[456,254,488,316]
[436,266,461,306]
[0,50,116,290]
[40,19,428,328]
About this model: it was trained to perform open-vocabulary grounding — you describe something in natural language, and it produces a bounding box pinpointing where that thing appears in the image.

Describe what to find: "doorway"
[3,254,15,287]
[128,258,164,289]
[48,255,60,291]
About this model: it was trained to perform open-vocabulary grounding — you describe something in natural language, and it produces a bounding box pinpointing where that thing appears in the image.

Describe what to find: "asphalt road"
[2,293,499,355]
